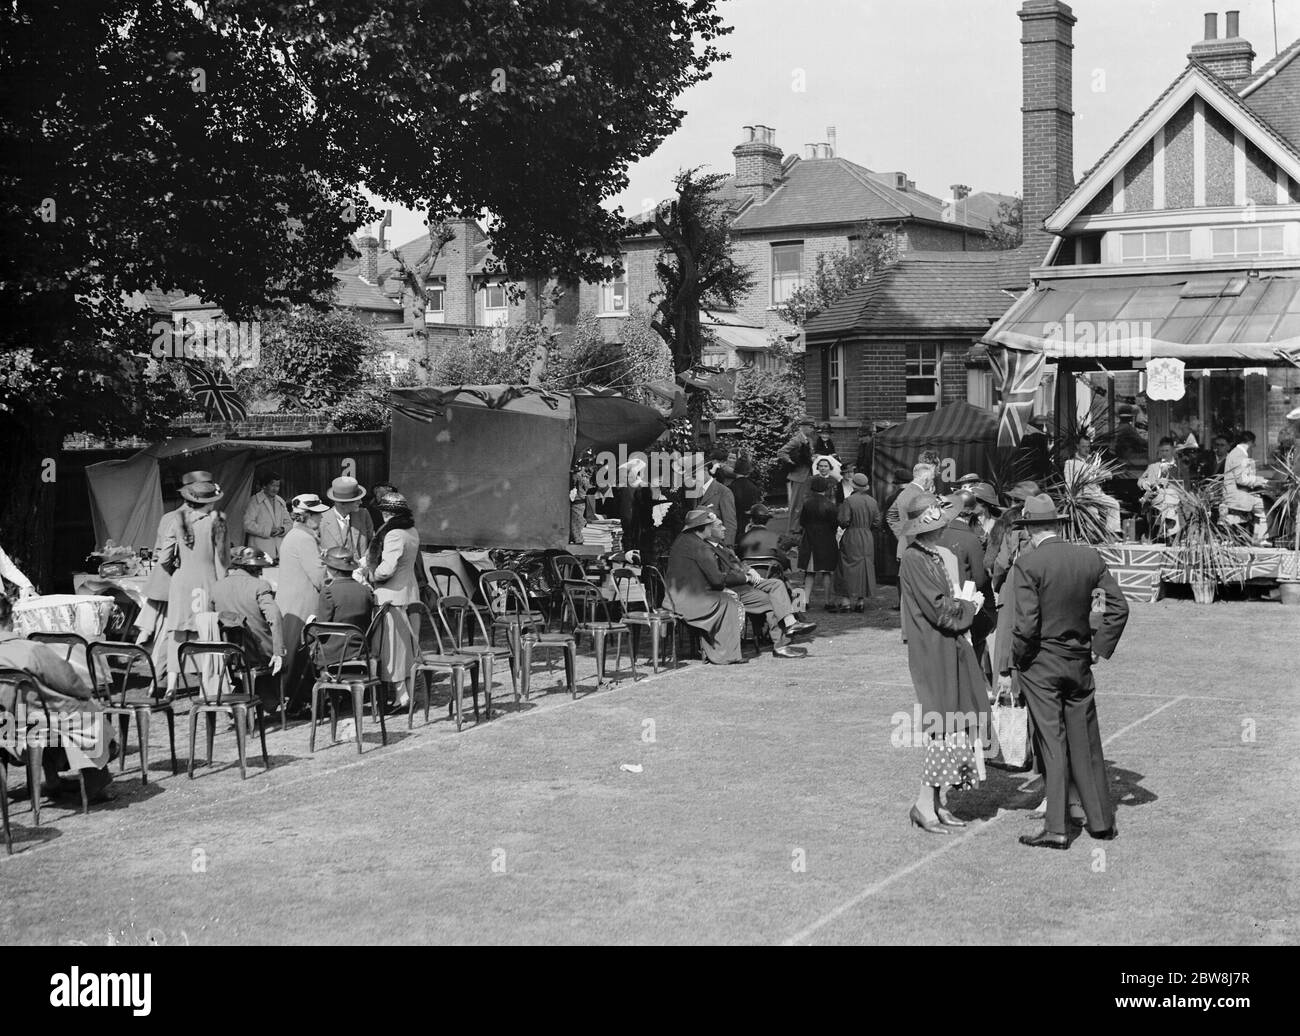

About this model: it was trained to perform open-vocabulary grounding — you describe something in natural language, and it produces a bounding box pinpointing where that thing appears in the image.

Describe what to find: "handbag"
[990,682,1030,768]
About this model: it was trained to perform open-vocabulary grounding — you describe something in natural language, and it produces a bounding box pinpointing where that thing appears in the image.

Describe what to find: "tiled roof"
[1241,37,1300,149]
[803,252,1015,340]
[124,287,187,314]
[372,233,495,282]
[730,157,993,233]
[333,270,402,312]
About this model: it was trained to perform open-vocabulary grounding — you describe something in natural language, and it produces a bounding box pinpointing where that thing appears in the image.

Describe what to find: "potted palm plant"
[1267,447,1300,604]
[1051,451,1127,545]
[1172,478,1242,604]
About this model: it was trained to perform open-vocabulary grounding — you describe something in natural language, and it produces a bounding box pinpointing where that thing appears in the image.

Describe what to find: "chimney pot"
[826,126,837,157]
[805,144,816,159]
[1204,12,1217,39]
[743,124,755,142]
[1225,10,1239,37]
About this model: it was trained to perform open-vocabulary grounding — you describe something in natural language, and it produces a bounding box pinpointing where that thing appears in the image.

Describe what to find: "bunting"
[988,346,1044,447]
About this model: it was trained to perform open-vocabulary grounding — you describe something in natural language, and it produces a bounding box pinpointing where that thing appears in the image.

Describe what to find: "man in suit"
[737,504,790,572]
[705,513,814,657]
[1223,430,1270,542]
[690,457,737,546]
[319,476,375,556]
[887,462,936,560]
[776,417,815,535]
[316,547,375,632]
[212,546,285,710]
[1011,494,1130,850]
[727,457,762,530]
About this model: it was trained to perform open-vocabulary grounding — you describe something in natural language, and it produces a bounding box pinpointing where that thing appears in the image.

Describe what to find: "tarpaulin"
[871,403,999,495]
[571,390,671,457]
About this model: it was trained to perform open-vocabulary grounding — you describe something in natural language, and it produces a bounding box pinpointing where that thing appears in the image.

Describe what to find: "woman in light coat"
[159,479,229,694]
[358,491,421,709]
[277,493,329,709]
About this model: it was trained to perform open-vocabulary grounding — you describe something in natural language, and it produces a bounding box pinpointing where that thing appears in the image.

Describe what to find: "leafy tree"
[389,221,458,364]
[0,0,730,585]
[986,196,1023,250]
[731,341,806,490]
[775,222,900,328]
[639,168,756,374]
[545,307,673,400]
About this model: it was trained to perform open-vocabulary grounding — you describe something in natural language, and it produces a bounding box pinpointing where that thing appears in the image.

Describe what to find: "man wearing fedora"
[737,503,789,572]
[243,472,290,562]
[776,417,816,535]
[689,456,737,547]
[1010,494,1130,849]
[316,547,374,635]
[212,546,285,710]
[319,476,374,557]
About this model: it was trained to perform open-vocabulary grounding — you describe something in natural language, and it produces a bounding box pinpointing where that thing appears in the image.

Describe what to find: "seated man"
[736,503,791,573]
[665,508,748,665]
[212,546,285,711]
[704,511,815,658]
[1222,430,1269,542]
[0,595,116,801]
[1138,437,1183,542]
[315,547,375,664]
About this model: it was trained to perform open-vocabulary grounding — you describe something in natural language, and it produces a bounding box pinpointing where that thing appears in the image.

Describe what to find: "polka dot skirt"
[922,732,979,790]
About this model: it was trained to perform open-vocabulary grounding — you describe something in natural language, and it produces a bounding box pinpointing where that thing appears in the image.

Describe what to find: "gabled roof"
[1047,62,1300,231]
[730,157,994,234]
[333,270,402,312]
[803,252,1014,340]
[1241,37,1300,148]
[370,232,495,282]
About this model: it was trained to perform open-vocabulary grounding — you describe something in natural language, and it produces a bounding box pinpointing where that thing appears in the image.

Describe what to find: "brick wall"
[179,412,338,436]
[1019,0,1076,257]
[941,347,968,406]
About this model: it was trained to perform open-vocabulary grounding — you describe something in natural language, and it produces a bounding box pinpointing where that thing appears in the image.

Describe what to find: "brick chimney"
[732,125,783,203]
[443,219,484,325]
[950,184,972,200]
[1019,0,1076,260]
[1189,11,1255,89]
[357,235,380,283]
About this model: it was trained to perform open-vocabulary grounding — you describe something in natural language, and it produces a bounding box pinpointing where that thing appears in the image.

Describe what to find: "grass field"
[2,592,1297,945]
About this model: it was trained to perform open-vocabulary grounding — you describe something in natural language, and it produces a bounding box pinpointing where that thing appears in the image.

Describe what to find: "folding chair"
[407,602,485,731]
[437,592,518,706]
[613,567,679,674]
[303,621,387,754]
[561,580,637,689]
[177,642,269,779]
[88,642,177,783]
[0,668,89,822]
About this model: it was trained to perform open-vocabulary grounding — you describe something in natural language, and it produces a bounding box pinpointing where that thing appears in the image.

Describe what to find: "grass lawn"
[2,592,1297,945]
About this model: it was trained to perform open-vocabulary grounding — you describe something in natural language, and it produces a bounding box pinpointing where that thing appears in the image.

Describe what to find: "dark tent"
[872,402,1001,497]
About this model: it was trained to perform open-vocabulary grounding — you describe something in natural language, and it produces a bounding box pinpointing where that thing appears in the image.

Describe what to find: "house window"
[827,344,846,418]
[482,283,509,326]
[905,343,941,416]
[1211,224,1285,259]
[427,284,445,324]
[600,266,628,314]
[771,242,804,305]
[1119,230,1191,262]
[967,369,995,410]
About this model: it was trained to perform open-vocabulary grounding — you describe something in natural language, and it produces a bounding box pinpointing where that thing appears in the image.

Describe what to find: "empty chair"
[561,580,637,689]
[428,565,491,645]
[480,569,576,700]
[303,621,387,754]
[177,642,269,779]
[437,592,518,706]
[613,567,678,674]
[407,602,484,731]
[88,642,177,783]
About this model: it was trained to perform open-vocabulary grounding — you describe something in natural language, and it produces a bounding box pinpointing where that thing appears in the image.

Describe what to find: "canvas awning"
[984,271,1300,363]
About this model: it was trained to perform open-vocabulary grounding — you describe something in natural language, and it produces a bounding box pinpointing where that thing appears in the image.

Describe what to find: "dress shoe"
[1019,829,1069,850]
[909,805,950,835]
[771,644,804,659]
[1087,824,1118,840]
[785,621,817,639]
[935,806,966,828]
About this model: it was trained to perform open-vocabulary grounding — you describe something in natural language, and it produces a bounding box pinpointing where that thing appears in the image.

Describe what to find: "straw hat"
[1012,494,1063,526]
[327,476,366,503]
[181,480,224,504]
[291,493,329,514]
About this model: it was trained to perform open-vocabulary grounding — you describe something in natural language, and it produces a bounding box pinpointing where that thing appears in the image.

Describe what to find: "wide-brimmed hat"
[181,480,224,504]
[322,546,359,573]
[851,472,870,489]
[291,493,329,514]
[681,508,716,532]
[229,546,273,569]
[375,491,411,516]
[1007,480,1040,502]
[956,472,981,487]
[1013,493,1062,525]
[900,495,960,539]
[180,470,214,487]
[327,476,366,503]
[969,482,1002,512]
[747,502,772,520]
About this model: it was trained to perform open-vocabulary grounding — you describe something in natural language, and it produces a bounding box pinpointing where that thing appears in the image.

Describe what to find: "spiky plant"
[1266,447,1299,552]
[1048,452,1126,544]
[1170,478,1246,588]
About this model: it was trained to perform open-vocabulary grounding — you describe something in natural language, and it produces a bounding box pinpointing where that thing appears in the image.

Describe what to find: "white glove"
[269,654,284,675]
[18,584,37,600]
[996,673,1013,697]
[969,591,985,612]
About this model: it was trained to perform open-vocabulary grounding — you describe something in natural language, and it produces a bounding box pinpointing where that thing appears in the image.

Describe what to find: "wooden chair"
[0,667,90,821]
[612,567,678,674]
[88,642,177,783]
[560,579,637,689]
[303,621,387,754]
[407,602,484,731]
[437,592,518,706]
[177,642,269,779]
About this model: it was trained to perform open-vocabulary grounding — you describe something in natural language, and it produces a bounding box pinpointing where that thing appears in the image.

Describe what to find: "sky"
[375,0,1300,249]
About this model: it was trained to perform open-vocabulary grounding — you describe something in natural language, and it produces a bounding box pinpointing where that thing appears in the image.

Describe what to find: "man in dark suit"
[737,504,790,572]
[725,459,762,540]
[1010,494,1130,850]
[212,546,286,710]
[316,548,375,632]
[886,461,936,560]
[690,457,737,546]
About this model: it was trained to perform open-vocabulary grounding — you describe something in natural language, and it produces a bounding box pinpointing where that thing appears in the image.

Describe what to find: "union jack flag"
[180,361,247,422]
[988,346,1044,447]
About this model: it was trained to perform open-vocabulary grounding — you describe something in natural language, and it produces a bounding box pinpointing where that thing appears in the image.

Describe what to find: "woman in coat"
[359,491,421,709]
[159,478,229,694]
[277,493,329,708]
[664,508,746,664]
[897,494,989,834]
[833,472,881,611]
[799,476,840,609]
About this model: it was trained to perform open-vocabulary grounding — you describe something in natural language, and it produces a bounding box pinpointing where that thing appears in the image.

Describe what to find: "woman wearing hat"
[799,476,840,610]
[833,472,881,611]
[158,476,229,693]
[277,493,329,709]
[897,495,989,833]
[358,492,421,710]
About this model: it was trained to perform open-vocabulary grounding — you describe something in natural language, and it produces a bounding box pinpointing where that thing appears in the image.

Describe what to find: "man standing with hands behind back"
[1010,494,1130,850]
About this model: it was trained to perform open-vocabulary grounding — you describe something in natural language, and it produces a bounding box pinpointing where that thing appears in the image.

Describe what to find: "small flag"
[181,361,247,422]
